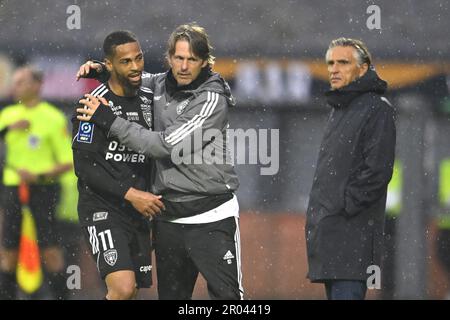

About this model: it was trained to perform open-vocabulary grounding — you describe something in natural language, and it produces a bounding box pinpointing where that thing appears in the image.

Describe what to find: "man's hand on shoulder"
[76,60,104,81]
[77,94,109,122]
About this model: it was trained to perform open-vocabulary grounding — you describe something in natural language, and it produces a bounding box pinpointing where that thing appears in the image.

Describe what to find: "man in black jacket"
[305,38,396,300]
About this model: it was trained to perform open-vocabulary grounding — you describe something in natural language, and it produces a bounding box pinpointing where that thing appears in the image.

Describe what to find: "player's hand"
[8,119,30,131]
[124,187,165,218]
[17,169,38,184]
[76,60,103,81]
[77,94,109,121]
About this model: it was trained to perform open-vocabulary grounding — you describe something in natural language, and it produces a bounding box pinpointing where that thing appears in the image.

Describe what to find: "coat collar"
[325,67,387,109]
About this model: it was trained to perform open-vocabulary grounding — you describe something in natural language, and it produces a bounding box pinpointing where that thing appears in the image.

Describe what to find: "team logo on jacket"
[223,250,235,265]
[104,249,118,266]
[176,98,191,115]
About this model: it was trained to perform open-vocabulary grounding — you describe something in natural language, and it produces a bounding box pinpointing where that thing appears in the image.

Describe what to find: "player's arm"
[76,92,228,160]
[72,113,164,216]
[73,148,164,217]
[72,113,134,200]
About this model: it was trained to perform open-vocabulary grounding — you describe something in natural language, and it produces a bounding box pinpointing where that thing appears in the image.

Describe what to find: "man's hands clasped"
[125,187,165,219]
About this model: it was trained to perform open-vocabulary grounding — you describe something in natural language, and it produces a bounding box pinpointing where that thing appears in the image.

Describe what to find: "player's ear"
[104,58,113,72]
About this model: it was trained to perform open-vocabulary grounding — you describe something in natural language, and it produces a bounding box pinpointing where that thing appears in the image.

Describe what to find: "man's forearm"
[43,163,73,179]
[108,117,172,159]
[73,149,133,199]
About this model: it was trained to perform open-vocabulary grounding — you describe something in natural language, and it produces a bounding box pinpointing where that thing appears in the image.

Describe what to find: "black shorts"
[153,217,243,300]
[2,184,60,249]
[81,209,152,288]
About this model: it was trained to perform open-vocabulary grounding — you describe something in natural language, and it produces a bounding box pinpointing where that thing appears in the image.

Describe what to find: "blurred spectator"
[0,66,73,299]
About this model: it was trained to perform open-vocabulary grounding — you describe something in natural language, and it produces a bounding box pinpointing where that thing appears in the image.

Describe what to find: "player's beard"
[116,71,142,95]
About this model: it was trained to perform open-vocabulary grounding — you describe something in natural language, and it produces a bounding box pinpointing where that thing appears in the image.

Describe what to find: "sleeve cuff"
[115,181,133,199]
[344,192,362,217]
[87,60,110,82]
[91,103,117,132]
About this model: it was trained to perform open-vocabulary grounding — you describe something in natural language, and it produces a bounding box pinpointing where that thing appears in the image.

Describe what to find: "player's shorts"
[2,184,60,249]
[81,209,152,288]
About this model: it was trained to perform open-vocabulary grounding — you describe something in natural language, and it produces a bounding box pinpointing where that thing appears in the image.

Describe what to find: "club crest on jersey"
[28,135,40,149]
[77,121,94,144]
[176,98,191,115]
[104,249,118,266]
[139,104,152,126]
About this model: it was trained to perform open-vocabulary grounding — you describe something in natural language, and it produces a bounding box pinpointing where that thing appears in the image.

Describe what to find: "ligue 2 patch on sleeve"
[77,121,95,143]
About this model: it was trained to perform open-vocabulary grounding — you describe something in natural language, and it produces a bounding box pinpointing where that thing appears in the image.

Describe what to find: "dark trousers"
[153,217,243,300]
[2,184,60,248]
[325,280,367,300]
[381,215,397,299]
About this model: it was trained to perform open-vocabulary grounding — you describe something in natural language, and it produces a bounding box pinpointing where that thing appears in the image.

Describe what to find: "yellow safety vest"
[438,158,450,229]
[386,160,402,217]
[56,170,79,223]
[0,101,72,186]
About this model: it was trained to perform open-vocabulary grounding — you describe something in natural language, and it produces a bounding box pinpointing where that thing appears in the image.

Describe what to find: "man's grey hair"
[326,37,372,66]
